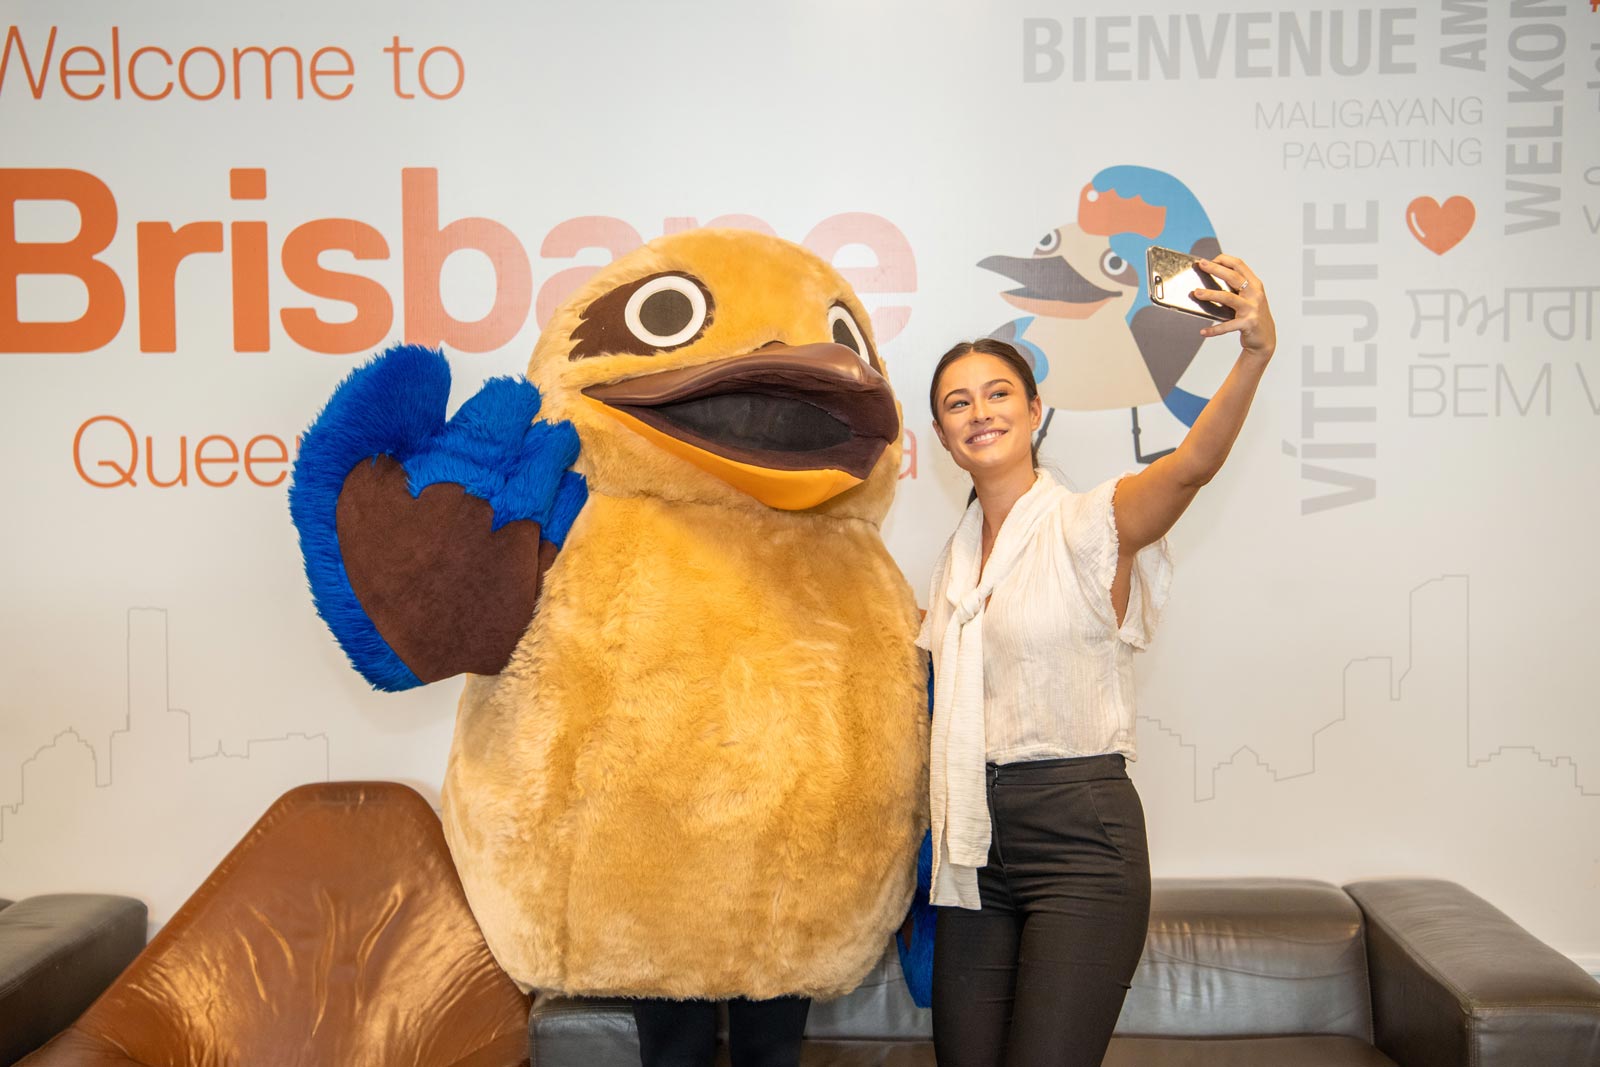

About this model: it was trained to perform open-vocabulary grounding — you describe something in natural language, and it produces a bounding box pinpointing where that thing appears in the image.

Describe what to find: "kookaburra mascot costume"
[289,229,929,1000]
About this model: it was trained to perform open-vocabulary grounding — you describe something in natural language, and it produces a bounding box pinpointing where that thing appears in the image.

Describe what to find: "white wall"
[3,0,1598,973]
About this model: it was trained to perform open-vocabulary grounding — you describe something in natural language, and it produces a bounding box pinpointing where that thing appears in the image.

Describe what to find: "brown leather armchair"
[20,782,530,1067]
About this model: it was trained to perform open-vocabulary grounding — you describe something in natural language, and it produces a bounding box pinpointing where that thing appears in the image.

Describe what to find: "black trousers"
[932,754,1151,1067]
[633,995,811,1067]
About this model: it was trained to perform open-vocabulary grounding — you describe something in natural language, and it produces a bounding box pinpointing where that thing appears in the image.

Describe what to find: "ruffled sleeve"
[1067,474,1174,649]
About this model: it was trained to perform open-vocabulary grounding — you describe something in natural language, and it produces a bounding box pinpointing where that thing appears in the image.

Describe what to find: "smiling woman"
[922,253,1278,1067]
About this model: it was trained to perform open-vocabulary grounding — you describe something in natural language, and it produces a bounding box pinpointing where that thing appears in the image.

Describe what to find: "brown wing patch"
[336,456,554,682]
[1130,305,1205,399]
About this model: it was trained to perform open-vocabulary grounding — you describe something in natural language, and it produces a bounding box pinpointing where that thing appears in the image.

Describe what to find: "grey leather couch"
[529,878,1600,1066]
[0,894,148,1067]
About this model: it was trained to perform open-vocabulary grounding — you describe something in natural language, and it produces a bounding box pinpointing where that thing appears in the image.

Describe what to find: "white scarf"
[928,470,1071,908]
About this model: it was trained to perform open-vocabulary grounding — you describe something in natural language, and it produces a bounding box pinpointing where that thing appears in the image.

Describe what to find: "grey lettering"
[1137,15,1181,79]
[1186,13,1231,78]
[1305,301,1379,342]
[1496,363,1551,416]
[1280,10,1322,76]
[1505,179,1561,233]
[1304,344,1378,388]
[1508,62,1563,104]
[1506,140,1562,175]
[1329,9,1375,76]
[1440,0,1487,72]
[1577,364,1600,415]
[1022,18,1063,83]
[1302,391,1378,435]
[1377,8,1418,73]
[1095,15,1133,81]
[1304,249,1379,297]
[1302,201,1380,243]
[1237,12,1274,77]
[1409,365,1447,417]
[1300,465,1376,513]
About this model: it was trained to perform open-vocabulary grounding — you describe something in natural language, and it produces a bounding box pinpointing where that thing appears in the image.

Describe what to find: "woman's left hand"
[1193,254,1276,360]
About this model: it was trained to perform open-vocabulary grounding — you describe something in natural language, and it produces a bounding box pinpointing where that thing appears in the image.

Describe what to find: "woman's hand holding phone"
[1192,254,1276,360]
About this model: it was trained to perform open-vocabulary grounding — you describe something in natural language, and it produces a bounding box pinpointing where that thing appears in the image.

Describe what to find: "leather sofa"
[0,893,147,1067]
[530,877,1600,1066]
[17,782,530,1067]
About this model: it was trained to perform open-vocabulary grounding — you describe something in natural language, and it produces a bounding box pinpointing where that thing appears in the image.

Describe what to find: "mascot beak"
[582,343,900,510]
[979,253,1118,319]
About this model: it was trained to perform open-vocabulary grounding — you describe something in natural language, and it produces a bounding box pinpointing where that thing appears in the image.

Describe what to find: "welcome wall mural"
[3,0,1598,972]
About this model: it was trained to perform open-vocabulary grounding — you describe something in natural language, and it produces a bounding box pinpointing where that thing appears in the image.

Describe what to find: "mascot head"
[527,229,903,524]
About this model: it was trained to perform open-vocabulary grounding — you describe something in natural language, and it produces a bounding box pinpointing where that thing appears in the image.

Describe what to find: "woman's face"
[931,351,1042,479]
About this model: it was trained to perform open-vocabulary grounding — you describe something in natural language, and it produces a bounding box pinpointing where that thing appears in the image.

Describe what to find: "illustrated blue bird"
[980,165,1221,462]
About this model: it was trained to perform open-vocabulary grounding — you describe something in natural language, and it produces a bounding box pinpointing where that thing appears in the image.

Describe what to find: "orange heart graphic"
[1406,196,1475,255]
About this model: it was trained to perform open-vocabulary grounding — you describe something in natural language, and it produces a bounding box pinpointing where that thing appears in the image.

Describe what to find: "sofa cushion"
[792,1036,1399,1066]
[1105,1035,1397,1066]
[1116,879,1373,1040]
[806,940,930,1041]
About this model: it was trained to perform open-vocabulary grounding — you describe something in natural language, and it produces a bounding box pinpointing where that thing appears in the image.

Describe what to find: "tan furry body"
[440,491,927,999]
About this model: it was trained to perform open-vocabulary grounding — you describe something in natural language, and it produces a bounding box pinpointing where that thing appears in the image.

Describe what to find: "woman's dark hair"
[928,337,1041,469]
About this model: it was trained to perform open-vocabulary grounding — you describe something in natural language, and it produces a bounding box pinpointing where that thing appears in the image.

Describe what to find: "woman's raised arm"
[1113,253,1278,555]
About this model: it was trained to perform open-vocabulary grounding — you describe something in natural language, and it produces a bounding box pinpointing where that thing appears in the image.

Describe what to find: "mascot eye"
[1099,249,1138,286]
[569,272,714,359]
[1035,230,1060,254]
[828,305,876,369]
[625,275,710,348]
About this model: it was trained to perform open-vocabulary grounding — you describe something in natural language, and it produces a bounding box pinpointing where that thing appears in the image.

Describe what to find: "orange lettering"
[309,47,353,100]
[417,46,463,99]
[59,45,105,100]
[177,46,224,100]
[0,25,56,99]
[145,434,188,488]
[401,167,531,352]
[534,216,642,329]
[281,218,393,353]
[231,45,304,100]
[229,169,270,351]
[128,46,173,100]
[73,415,137,487]
[136,221,223,352]
[0,168,125,353]
[229,221,270,351]
[244,434,289,486]
[194,434,239,486]
[384,36,414,99]
[803,214,917,346]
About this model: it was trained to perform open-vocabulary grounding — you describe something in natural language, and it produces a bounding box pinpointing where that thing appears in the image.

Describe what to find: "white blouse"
[917,470,1173,907]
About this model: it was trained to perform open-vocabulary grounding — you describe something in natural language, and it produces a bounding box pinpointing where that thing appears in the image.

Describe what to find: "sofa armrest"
[0,894,148,1067]
[1345,879,1600,1067]
[530,995,642,1067]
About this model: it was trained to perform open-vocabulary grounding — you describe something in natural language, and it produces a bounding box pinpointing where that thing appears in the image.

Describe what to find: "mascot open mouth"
[583,342,900,509]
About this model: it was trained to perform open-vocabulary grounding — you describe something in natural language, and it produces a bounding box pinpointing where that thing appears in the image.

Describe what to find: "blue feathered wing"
[288,344,587,691]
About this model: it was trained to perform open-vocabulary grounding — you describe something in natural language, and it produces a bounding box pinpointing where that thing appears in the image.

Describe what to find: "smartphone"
[1146,245,1236,321]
